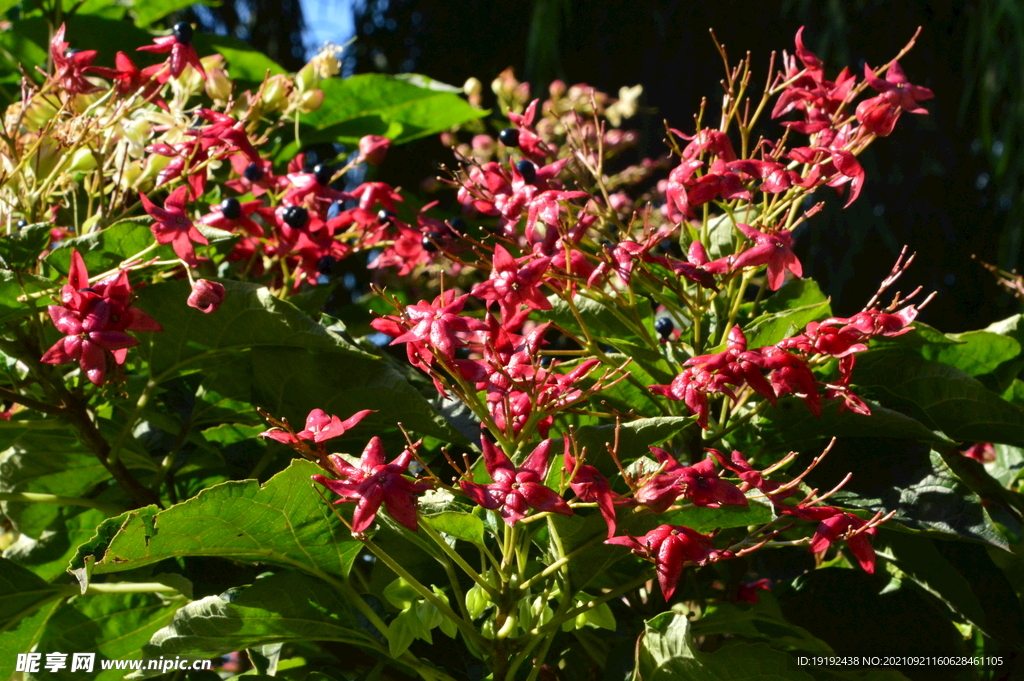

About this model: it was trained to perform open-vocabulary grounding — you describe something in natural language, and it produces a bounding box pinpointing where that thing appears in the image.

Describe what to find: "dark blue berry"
[655,317,675,339]
[421,232,441,252]
[243,163,263,182]
[498,128,520,147]
[15,219,27,230]
[316,255,337,275]
[327,200,344,220]
[516,160,537,184]
[173,22,193,45]
[282,206,308,229]
[447,217,467,234]
[313,163,333,186]
[219,197,241,220]
[378,209,396,224]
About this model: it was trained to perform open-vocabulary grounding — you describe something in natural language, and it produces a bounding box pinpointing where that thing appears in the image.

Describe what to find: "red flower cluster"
[41,250,162,384]
[635,446,748,513]
[652,304,922,428]
[607,525,731,600]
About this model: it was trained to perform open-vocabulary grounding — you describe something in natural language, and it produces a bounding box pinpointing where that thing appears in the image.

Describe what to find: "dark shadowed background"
[182,0,1024,332]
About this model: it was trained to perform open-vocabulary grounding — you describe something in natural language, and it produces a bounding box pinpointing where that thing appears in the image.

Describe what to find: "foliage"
[0,3,1021,681]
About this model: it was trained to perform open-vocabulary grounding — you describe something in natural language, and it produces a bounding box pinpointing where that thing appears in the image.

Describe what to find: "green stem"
[361,538,488,649]
[420,519,500,599]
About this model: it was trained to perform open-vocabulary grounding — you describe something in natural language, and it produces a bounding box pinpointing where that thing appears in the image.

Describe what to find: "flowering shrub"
[1,8,1023,681]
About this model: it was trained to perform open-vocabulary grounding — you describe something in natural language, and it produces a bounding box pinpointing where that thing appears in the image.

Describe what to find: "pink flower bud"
[187,279,225,313]
[358,135,391,166]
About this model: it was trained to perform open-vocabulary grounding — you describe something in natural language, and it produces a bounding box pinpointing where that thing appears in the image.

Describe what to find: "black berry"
[421,232,441,252]
[516,160,537,184]
[219,197,241,220]
[243,162,263,182]
[313,163,333,186]
[15,219,27,229]
[655,317,675,339]
[173,22,193,45]
[327,200,344,220]
[316,255,337,275]
[447,217,467,234]
[282,206,308,229]
[378,209,396,224]
[498,128,520,147]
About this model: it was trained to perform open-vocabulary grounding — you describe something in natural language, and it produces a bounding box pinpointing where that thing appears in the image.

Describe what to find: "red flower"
[50,23,101,95]
[260,408,373,445]
[730,223,803,291]
[187,279,225,314]
[139,186,209,267]
[856,61,933,137]
[137,23,206,81]
[199,198,265,237]
[90,52,166,108]
[471,244,552,318]
[607,525,728,600]
[40,250,161,385]
[562,434,617,538]
[390,290,488,361]
[313,437,431,532]
[781,505,878,573]
[736,578,772,604]
[460,437,572,526]
[962,442,996,463]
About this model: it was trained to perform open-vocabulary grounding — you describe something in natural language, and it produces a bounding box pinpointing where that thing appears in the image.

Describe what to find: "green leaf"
[692,592,834,655]
[134,280,371,378]
[919,328,1021,379]
[383,577,419,611]
[0,270,52,325]
[0,599,62,681]
[143,571,372,657]
[423,511,485,546]
[573,416,694,467]
[0,431,112,538]
[776,569,972,673]
[877,530,1024,647]
[636,611,815,681]
[387,607,420,658]
[3,506,110,581]
[830,449,1011,550]
[854,349,1024,446]
[743,300,831,349]
[250,346,465,445]
[33,592,182,681]
[0,557,67,633]
[46,218,167,276]
[763,279,829,314]
[132,0,200,27]
[662,495,773,534]
[71,460,362,582]
[299,74,486,145]
[0,223,49,270]
[756,397,953,453]
[194,35,287,82]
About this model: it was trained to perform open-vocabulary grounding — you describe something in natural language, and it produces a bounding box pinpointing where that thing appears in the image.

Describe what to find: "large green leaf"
[0,270,52,325]
[0,557,67,633]
[132,0,199,27]
[71,460,362,584]
[692,592,833,655]
[0,599,63,681]
[194,35,287,82]
[0,430,112,538]
[743,300,831,349]
[776,569,972,677]
[877,530,1024,647]
[142,571,371,656]
[854,349,1024,446]
[763,278,830,314]
[756,397,952,453]
[46,218,170,276]
[298,74,486,146]
[250,346,464,444]
[573,416,694,467]
[3,507,111,581]
[0,224,50,270]
[31,592,183,681]
[635,611,814,681]
[133,279,371,377]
